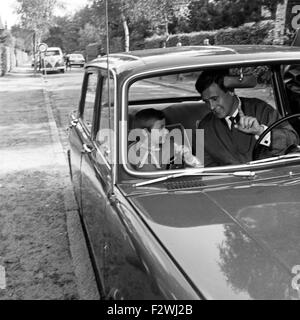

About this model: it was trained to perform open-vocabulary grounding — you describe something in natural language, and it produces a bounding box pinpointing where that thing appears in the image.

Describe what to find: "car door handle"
[82,144,94,154]
[69,119,79,129]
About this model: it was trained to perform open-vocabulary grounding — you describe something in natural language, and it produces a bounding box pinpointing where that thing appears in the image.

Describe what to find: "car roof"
[87,45,300,78]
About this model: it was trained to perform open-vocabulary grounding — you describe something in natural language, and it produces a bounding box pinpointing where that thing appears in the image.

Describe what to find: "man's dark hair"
[134,108,165,131]
[195,70,230,95]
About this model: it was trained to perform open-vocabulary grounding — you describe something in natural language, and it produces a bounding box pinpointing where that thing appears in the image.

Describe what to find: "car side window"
[82,71,99,131]
[96,74,115,165]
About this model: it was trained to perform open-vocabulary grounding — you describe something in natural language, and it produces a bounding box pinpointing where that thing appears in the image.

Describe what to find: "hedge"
[0,45,8,76]
[143,20,275,49]
[0,45,29,76]
[214,21,275,45]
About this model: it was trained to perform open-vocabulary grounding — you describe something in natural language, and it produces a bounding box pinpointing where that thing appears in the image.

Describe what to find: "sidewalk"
[0,65,99,300]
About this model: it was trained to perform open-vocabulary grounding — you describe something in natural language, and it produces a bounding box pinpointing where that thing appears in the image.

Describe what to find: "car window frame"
[79,67,102,139]
[120,61,300,179]
[78,66,118,188]
[93,69,117,170]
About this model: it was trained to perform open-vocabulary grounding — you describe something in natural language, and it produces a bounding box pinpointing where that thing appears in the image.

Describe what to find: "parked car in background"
[40,47,66,74]
[68,53,85,67]
[68,45,300,300]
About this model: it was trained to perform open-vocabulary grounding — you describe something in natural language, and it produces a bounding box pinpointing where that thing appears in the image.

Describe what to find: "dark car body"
[68,45,300,300]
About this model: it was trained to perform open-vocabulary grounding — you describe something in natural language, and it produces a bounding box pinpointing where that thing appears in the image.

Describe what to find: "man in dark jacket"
[195,70,299,167]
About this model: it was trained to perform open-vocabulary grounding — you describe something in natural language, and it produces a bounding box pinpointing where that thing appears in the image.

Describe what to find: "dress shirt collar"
[225,95,241,129]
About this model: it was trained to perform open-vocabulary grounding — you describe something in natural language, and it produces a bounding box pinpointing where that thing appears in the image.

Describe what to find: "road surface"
[0,65,99,300]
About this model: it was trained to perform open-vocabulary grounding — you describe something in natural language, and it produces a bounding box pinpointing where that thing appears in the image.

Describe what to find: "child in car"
[128,108,202,171]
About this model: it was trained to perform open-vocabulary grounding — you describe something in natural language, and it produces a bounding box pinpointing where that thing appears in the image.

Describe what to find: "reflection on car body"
[68,45,300,300]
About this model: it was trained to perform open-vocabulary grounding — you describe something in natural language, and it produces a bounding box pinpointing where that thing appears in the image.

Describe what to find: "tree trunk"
[164,13,170,47]
[121,13,130,52]
[33,31,37,75]
[274,0,289,44]
[165,13,169,36]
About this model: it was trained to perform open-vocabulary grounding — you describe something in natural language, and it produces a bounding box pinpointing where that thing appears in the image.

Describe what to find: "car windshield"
[70,54,84,59]
[126,63,300,175]
[45,50,60,56]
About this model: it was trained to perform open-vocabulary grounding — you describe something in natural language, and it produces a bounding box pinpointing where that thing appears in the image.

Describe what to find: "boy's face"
[150,119,169,145]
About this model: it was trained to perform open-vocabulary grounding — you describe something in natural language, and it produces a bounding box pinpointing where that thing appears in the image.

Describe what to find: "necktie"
[229,113,240,129]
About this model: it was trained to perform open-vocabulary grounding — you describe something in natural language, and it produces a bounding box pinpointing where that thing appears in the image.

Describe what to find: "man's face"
[202,82,235,119]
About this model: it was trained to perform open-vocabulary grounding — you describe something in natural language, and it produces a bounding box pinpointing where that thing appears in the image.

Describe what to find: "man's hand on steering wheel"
[252,113,300,160]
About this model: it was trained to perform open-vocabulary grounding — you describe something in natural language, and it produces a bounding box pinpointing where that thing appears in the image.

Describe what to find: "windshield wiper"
[134,170,256,187]
[249,152,300,165]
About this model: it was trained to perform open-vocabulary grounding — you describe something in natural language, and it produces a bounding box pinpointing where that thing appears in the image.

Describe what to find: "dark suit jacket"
[198,97,299,167]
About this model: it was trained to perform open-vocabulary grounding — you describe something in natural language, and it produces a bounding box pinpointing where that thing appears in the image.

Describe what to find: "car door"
[81,69,114,297]
[68,69,95,207]
[69,67,109,297]
[94,74,168,300]
[80,70,166,300]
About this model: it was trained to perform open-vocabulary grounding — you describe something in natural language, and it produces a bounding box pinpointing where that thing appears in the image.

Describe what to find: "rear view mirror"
[224,75,257,89]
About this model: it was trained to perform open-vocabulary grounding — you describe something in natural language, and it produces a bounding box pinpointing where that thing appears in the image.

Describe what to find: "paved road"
[42,68,84,151]
[0,65,99,300]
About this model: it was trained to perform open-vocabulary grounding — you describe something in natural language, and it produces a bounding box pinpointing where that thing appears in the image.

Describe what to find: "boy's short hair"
[134,108,165,131]
[195,69,230,94]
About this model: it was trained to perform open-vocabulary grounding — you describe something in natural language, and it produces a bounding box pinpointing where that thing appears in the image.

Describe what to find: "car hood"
[128,178,300,300]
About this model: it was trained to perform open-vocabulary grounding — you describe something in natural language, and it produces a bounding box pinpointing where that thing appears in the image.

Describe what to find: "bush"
[143,20,275,49]
[110,37,124,53]
[0,45,7,76]
[214,21,275,45]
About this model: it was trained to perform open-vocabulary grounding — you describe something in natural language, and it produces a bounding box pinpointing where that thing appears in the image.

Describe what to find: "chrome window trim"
[80,67,118,180]
[95,69,118,179]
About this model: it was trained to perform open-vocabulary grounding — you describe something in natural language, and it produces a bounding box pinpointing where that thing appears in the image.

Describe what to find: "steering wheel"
[252,113,300,160]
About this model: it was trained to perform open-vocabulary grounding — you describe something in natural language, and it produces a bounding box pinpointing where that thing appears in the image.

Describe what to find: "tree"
[11,26,34,52]
[261,0,284,19]
[43,16,82,53]
[90,0,190,51]
[188,0,285,31]
[188,0,221,31]
[15,0,61,71]
[133,0,190,37]
[16,0,60,42]
[73,5,97,30]
[78,23,102,50]
[90,0,133,52]
[129,17,152,50]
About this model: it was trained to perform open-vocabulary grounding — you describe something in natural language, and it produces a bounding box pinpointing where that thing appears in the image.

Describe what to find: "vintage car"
[68,53,86,67]
[41,47,66,74]
[68,45,300,300]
